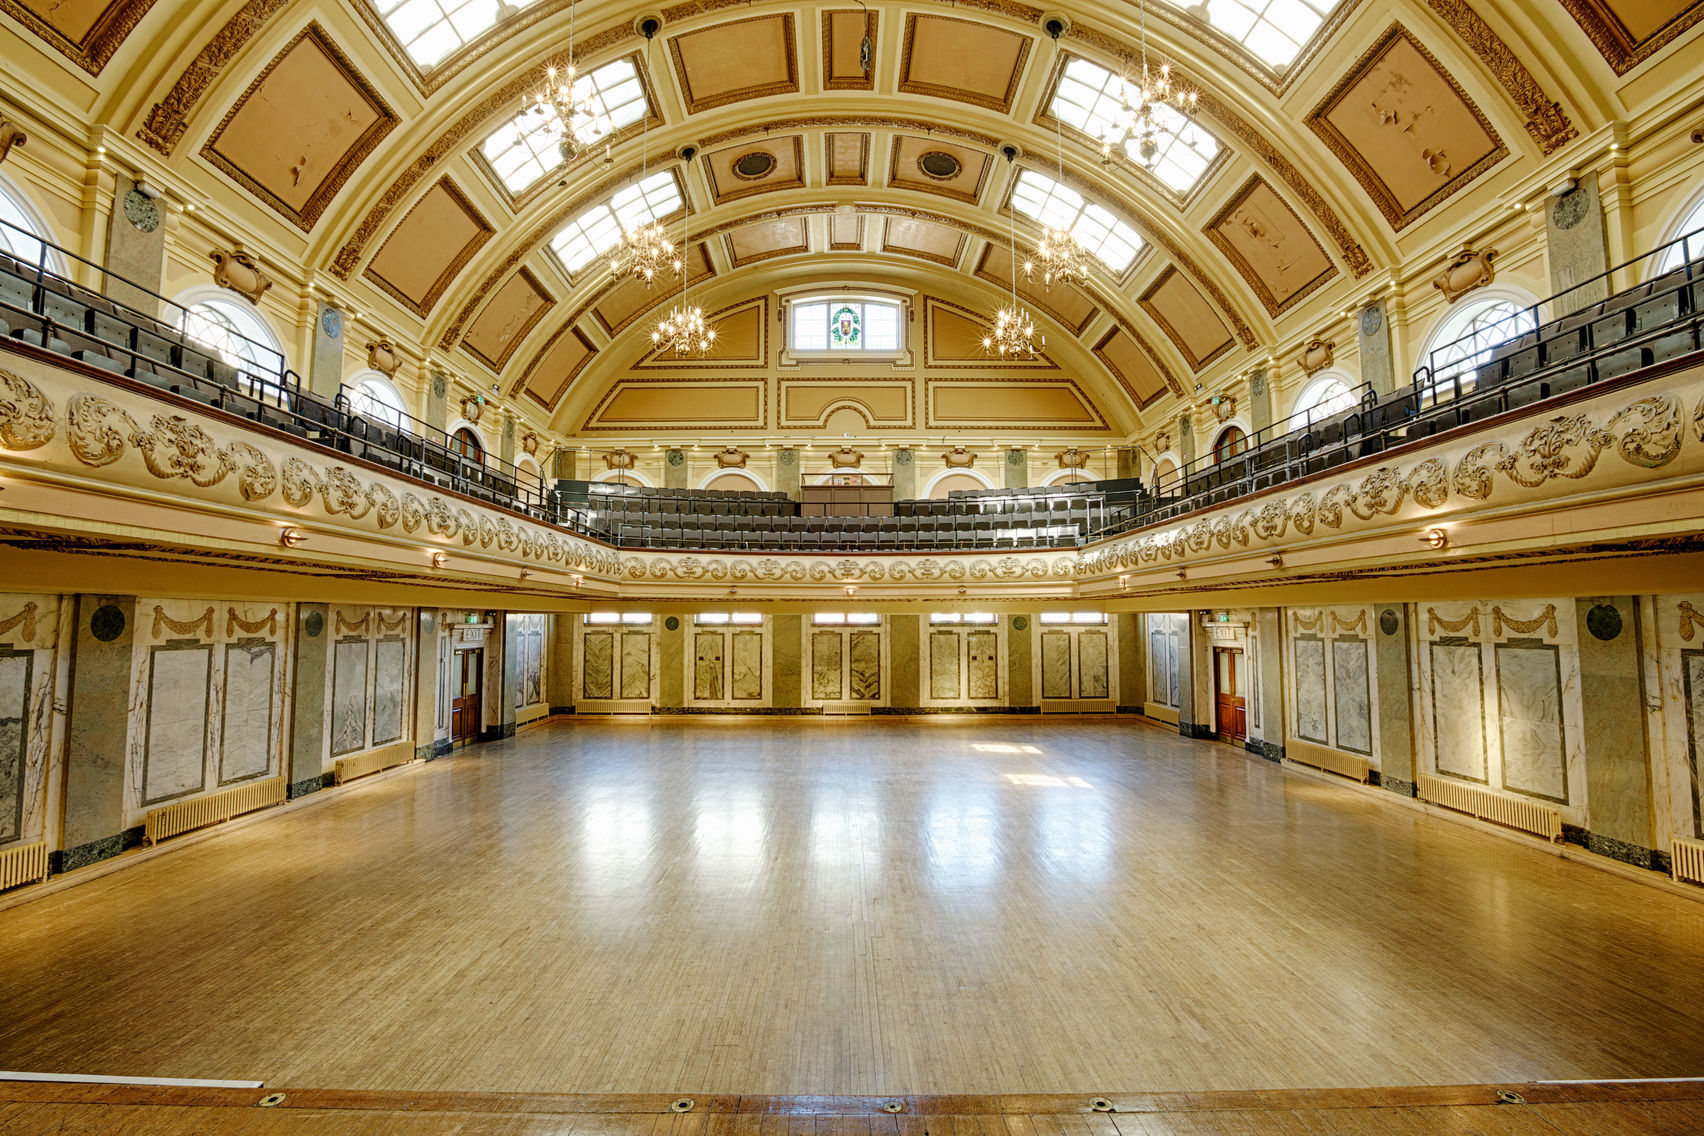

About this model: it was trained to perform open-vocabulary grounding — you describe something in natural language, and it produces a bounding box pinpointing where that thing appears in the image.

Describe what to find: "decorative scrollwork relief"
[66,394,133,466]
[1609,395,1684,468]
[0,368,55,450]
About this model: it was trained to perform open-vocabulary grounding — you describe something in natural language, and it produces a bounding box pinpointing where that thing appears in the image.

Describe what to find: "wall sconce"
[1119,574,1130,589]
[519,569,533,580]
[431,551,449,568]
[572,574,584,587]
[845,585,856,597]
[1266,554,1283,568]
[279,526,307,547]
[1176,568,1187,580]
[1421,527,1449,550]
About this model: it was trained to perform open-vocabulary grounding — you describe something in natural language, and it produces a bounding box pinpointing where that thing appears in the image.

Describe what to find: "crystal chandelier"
[651,152,716,357]
[985,154,1037,360]
[609,30,680,288]
[527,0,609,163]
[1099,0,1198,167]
[1023,108,1091,290]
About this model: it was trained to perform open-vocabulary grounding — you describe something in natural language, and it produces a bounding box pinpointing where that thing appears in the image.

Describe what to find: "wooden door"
[1215,647,1246,740]
[452,649,482,744]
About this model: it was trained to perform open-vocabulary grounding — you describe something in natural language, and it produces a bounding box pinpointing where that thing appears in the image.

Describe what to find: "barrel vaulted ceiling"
[2,0,1700,434]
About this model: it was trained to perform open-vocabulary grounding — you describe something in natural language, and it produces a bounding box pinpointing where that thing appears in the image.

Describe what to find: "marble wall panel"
[695,632,725,701]
[219,642,274,784]
[142,644,212,804]
[583,631,614,699]
[331,640,369,756]
[930,631,961,700]
[1079,632,1109,699]
[1293,638,1327,743]
[1686,651,1704,837]
[731,631,763,700]
[1041,631,1072,699]
[0,651,29,843]
[849,631,880,700]
[1168,622,1182,706]
[620,632,651,699]
[1332,638,1372,755]
[1497,642,1568,802]
[968,630,998,700]
[812,631,843,700]
[1431,641,1488,782]
[372,638,407,746]
[1149,627,1169,705]
[524,629,544,707]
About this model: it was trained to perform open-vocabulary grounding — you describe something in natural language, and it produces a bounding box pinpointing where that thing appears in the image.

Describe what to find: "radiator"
[1285,738,1371,783]
[1417,773,1562,842]
[334,742,413,785]
[1673,838,1704,886]
[0,841,49,891]
[144,776,286,845]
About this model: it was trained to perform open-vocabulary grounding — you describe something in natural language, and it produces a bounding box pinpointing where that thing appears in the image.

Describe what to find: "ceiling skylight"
[377,0,542,68]
[1051,58,1220,194]
[1199,0,1333,67]
[550,171,682,273]
[482,59,648,193]
[1010,170,1143,274]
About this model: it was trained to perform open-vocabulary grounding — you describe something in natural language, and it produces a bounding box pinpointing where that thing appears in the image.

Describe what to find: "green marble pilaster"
[1373,604,1414,792]
[1115,447,1138,480]
[1358,302,1396,396]
[889,614,920,707]
[60,596,136,869]
[664,449,688,489]
[892,449,917,499]
[1254,608,1286,759]
[1177,416,1196,465]
[1576,597,1654,865]
[659,617,685,708]
[771,615,802,707]
[497,612,519,738]
[424,370,449,432]
[1248,370,1272,435]
[1548,178,1610,311]
[1003,448,1029,489]
[775,449,801,501]
[413,609,439,760]
[308,302,345,399]
[547,614,576,713]
[288,603,329,798]
[1116,613,1144,711]
[1007,615,1034,708]
[103,174,165,318]
[500,414,517,465]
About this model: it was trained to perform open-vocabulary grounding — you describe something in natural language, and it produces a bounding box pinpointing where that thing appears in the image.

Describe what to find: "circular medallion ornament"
[303,611,325,638]
[90,604,126,642]
[667,449,685,467]
[432,373,447,398]
[1359,305,1383,337]
[1012,616,1028,631]
[1586,603,1623,641]
[778,449,797,467]
[664,616,680,631]
[918,151,962,180]
[121,188,160,234]
[320,307,344,339]
[732,150,777,180]
[1552,189,1589,231]
[894,449,912,466]
[1378,608,1399,636]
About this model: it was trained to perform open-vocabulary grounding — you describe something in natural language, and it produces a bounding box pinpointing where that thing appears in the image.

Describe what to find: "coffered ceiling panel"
[1558,0,1704,72]
[591,245,714,336]
[887,137,991,205]
[462,267,554,373]
[364,178,493,316]
[881,217,965,266]
[1093,327,1171,409]
[727,218,809,266]
[1139,267,1235,371]
[822,9,876,90]
[1307,25,1506,232]
[1205,176,1337,318]
[825,133,870,186]
[0,0,152,73]
[974,245,1099,336]
[669,14,798,113]
[828,213,864,249]
[899,14,1031,112]
[705,137,805,205]
[519,326,596,411]
[200,23,398,232]
[637,299,767,367]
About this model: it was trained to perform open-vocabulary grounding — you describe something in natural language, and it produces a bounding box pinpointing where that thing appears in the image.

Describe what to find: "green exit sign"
[465,614,478,624]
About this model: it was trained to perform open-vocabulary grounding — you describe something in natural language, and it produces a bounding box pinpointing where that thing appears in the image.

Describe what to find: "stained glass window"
[790,298,901,352]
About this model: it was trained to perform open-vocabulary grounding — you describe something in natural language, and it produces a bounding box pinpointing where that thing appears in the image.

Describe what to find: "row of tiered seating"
[611,512,1083,550]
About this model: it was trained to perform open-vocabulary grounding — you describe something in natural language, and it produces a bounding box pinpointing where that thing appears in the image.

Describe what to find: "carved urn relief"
[828,446,863,469]
[1299,338,1336,376]
[1432,248,1497,303]
[715,447,748,469]
[1055,448,1090,470]
[366,340,400,377]
[604,449,636,471]
[942,446,976,468]
[0,120,26,165]
[209,248,272,304]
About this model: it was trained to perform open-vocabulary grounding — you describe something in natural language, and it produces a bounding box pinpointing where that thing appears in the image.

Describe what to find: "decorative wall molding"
[1424,0,1578,154]
[210,249,272,304]
[0,0,157,76]
[1433,248,1498,303]
[334,610,371,636]
[152,605,215,639]
[139,0,292,154]
[0,120,26,165]
[227,608,279,638]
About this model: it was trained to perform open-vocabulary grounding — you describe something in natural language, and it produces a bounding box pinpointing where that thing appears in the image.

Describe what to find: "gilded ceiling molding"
[0,0,157,77]
[668,12,800,113]
[1553,0,1704,76]
[693,116,1002,152]
[363,178,497,318]
[1099,316,1187,400]
[1135,231,1259,351]
[1424,0,1577,154]
[138,0,291,155]
[897,13,1033,113]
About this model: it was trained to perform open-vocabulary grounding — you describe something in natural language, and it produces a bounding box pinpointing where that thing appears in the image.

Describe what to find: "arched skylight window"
[550,171,681,273]
[1291,372,1358,427]
[0,178,56,271]
[1656,193,1704,275]
[1194,0,1335,67]
[1051,58,1220,194]
[1421,295,1536,389]
[482,59,648,193]
[176,294,288,393]
[377,0,542,68]
[350,372,408,429]
[1010,170,1143,274]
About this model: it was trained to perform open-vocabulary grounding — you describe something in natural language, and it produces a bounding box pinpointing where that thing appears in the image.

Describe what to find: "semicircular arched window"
[350,374,407,430]
[1421,295,1536,392]
[0,178,58,272]
[451,428,485,465]
[176,295,288,396]
[1214,426,1249,462]
[1656,193,1704,275]
[1292,374,1358,427]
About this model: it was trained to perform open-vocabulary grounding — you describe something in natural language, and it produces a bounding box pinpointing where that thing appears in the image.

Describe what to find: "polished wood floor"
[2,718,1704,1097]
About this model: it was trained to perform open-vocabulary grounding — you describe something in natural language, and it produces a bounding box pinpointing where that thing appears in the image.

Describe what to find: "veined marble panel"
[1293,638,1327,744]
[812,631,843,700]
[142,644,212,804]
[583,631,614,699]
[523,630,544,706]
[620,632,651,699]
[1149,628,1169,706]
[1167,625,1181,706]
[0,651,29,844]
[930,631,961,701]
[695,632,725,701]
[1332,638,1372,756]
[1079,631,1109,699]
[849,631,880,700]
[219,642,274,784]
[1497,642,1568,803]
[1685,650,1704,837]
[968,630,998,700]
[372,638,407,746]
[1041,632,1072,699]
[1431,641,1487,782]
[731,631,763,700]
[331,640,369,756]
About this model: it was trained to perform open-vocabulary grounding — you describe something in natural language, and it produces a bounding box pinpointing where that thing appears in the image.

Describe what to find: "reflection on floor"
[1,717,1703,1096]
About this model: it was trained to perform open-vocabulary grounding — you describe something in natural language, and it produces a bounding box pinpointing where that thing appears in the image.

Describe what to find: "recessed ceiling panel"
[927,382,1103,427]
[1139,267,1235,371]
[925,299,1052,367]
[823,9,877,90]
[0,0,153,73]
[592,244,714,335]
[899,14,1031,112]
[1093,327,1170,409]
[364,178,493,316]
[727,218,809,266]
[1205,176,1337,317]
[639,300,767,367]
[462,267,554,373]
[1307,25,1506,231]
[585,383,765,430]
[669,14,798,113]
[829,212,864,249]
[705,136,805,204]
[826,133,870,185]
[1558,0,1704,72]
[882,217,965,266]
[975,244,1099,335]
[887,137,990,204]
[519,326,596,410]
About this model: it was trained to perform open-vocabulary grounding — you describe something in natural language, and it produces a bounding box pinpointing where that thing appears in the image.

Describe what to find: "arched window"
[1291,372,1358,428]
[1214,426,1248,462]
[450,428,485,464]
[175,292,288,396]
[1656,191,1704,275]
[0,176,58,272]
[1419,291,1537,392]
[348,372,407,430]
[1045,470,1094,486]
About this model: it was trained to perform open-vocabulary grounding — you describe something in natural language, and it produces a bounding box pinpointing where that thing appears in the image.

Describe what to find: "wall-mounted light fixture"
[572,573,584,588]
[279,526,307,547]
[1421,527,1448,550]
[431,551,449,568]
[1266,554,1283,568]
[845,585,857,597]
[519,569,534,580]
